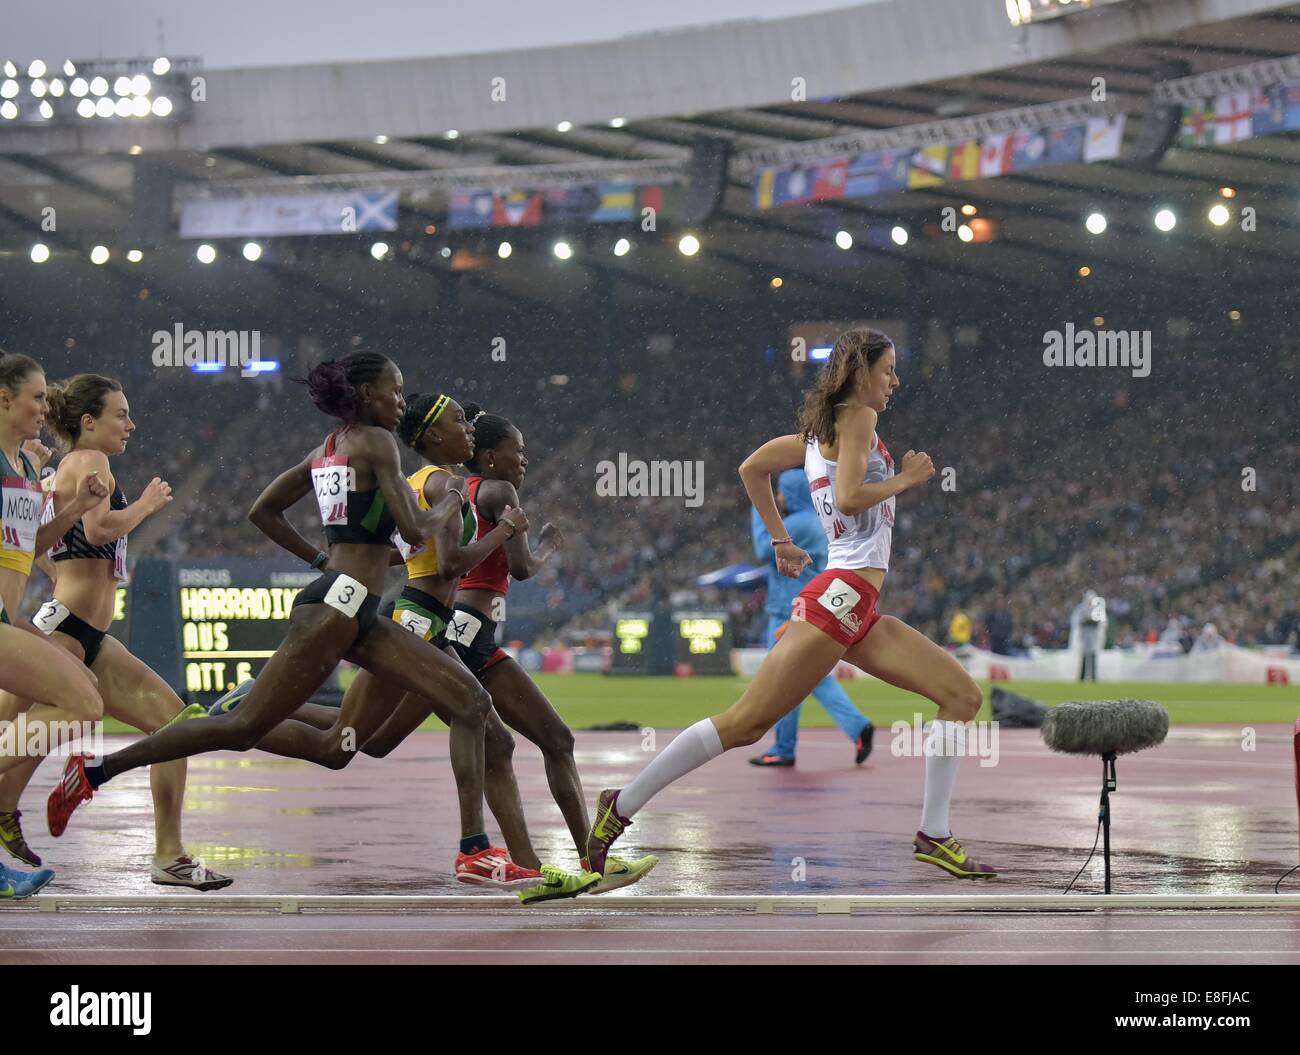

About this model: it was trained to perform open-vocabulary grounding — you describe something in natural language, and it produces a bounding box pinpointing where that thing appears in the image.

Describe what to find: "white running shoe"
[151,854,234,891]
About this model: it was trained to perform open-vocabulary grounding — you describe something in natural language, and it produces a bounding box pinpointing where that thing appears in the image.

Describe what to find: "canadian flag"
[979,133,1014,177]
[1214,91,1253,144]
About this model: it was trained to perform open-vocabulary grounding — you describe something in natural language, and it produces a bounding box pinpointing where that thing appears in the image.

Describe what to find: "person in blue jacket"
[749,469,874,767]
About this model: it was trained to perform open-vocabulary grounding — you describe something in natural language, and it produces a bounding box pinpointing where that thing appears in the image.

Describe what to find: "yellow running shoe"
[517,864,601,905]
[154,703,208,734]
[584,788,630,877]
[582,853,658,894]
[913,831,998,878]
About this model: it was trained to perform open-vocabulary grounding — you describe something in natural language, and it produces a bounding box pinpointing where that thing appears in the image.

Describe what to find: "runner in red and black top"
[450,403,657,891]
[48,353,519,885]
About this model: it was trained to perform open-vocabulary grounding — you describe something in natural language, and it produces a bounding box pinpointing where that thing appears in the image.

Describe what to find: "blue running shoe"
[207,679,255,717]
[0,860,55,899]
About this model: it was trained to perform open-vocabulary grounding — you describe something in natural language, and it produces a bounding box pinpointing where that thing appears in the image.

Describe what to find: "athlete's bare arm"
[474,479,544,580]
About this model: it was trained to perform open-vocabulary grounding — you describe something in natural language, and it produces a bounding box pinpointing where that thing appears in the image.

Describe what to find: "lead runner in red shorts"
[583,326,999,882]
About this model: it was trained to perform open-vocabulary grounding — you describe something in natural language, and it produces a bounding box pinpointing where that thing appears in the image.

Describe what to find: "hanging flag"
[754,168,777,209]
[1251,84,1288,136]
[844,151,885,198]
[1083,114,1126,160]
[877,149,912,194]
[908,144,948,188]
[1286,83,1300,130]
[948,140,981,182]
[1214,91,1253,144]
[1011,130,1049,172]
[979,133,1014,177]
[1179,99,1217,147]
[1046,122,1086,164]
[590,182,636,223]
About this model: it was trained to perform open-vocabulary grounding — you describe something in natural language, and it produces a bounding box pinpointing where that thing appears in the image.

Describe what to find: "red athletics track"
[1,724,1297,964]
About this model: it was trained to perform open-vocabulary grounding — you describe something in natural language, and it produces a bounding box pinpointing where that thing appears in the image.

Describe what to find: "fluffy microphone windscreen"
[1041,699,1169,756]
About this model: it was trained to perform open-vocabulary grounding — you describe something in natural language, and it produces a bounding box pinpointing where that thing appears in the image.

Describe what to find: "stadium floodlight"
[89,76,108,96]
[373,134,388,144]
[131,97,150,117]
[128,144,143,155]
[613,238,631,256]
[90,245,109,265]
[132,74,150,95]
[553,240,573,260]
[70,78,88,97]
[678,234,700,256]
[63,60,76,76]
[770,276,784,289]
[152,57,171,75]
[126,249,143,262]
[196,243,217,264]
[38,100,52,119]
[76,98,95,118]
[113,75,132,96]
[95,97,115,117]
[556,120,572,132]
[445,129,459,139]
[48,78,64,96]
[957,224,975,242]
[1154,208,1176,232]
[497,241,512,259]
[0,80,17,99]
[242,242,263,261]
[27,60,46,78]
[114,97,133,117]
[835,230,854,250]
[891,225,909,246]
[30,79,47,97]
[370,241,389,260]
[609,117,625,128]
[1086,212,1107,234]
[3,62,16,78]
[439,246,451,258]
[151,96,173,116]
[31,243,50,263]
[1207,204,1231,227]
[1006,0,1128,27]
[0,101,17,120]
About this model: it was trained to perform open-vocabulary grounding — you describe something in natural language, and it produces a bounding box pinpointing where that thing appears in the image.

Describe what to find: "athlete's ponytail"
[0,352,42,395]
[46,374,123,453]
[460,402,513,472]
[796,327,893,446]
[303,351,391,424]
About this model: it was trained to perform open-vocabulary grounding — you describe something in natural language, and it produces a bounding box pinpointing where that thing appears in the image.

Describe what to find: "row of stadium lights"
[0,58,175,120]
[18,187,1243,267]
[370,117,628,144]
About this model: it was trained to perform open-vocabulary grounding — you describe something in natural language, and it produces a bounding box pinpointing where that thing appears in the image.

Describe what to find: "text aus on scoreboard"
[176,568,312,694]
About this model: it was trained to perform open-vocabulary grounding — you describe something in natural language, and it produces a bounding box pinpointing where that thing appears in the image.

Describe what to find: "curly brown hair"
[796,327,894,445]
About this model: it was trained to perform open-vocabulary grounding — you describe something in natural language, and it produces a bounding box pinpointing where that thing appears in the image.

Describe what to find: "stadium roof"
[2,0,1299,321]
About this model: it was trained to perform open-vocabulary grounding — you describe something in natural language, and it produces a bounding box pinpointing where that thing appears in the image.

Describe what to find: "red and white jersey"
[804,432,895,572]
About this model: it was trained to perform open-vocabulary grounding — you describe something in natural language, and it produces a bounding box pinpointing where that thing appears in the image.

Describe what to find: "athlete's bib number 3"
[311,457,355,526]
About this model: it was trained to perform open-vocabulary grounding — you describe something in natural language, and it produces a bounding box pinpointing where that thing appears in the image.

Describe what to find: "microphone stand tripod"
[1098,750,1117,893]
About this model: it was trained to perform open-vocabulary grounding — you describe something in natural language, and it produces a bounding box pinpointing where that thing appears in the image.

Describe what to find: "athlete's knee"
[449,681,492,724]
[540,722,575,758]
[945,679,983,722]
[717,714,764,749]
[485,726,516,767]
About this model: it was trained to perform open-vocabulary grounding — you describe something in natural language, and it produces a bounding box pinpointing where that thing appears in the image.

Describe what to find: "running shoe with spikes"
[47,754,95,838]
[517,864,601,905]
[207,679,255,717]
[454,847,545,889]
[151,854,234,891]
[584,788,631,878]
[0,860,55,899]
[581,853,658,894]
[913,831,998,879]
[0,809,41,867]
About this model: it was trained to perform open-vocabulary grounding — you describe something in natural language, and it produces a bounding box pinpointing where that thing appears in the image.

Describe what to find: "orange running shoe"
[47,754,95,838]
[454,847,544,889]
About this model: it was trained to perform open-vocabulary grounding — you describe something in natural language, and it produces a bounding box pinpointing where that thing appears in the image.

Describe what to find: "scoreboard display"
[609,609,732,675]
[673,611,732,675]
[128,558,353,705]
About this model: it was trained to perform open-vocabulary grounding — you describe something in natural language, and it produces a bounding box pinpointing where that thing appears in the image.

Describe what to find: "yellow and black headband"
[410,393,450,444]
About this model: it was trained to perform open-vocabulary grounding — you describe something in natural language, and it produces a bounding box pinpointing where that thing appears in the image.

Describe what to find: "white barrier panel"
[732,643,1299,683]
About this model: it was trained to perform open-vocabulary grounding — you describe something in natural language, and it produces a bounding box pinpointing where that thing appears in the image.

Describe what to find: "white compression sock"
[919,719,966,838]
[617,718,725,817]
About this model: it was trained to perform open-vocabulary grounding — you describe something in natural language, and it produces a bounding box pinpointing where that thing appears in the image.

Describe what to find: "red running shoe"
[47,754,95,838]
[454,847,544,889]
